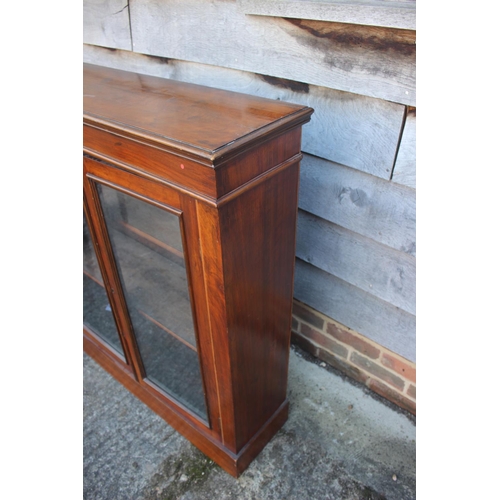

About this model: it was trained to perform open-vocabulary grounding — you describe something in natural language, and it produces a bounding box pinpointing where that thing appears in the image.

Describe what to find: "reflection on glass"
[83,211,124,356]
[96,184,207,420]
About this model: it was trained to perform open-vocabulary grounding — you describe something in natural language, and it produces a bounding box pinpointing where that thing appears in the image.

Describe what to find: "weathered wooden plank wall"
[239,0,417,30]
[393,107,416,189]
[296,211,416,315]
[298,153,416,255]
[83,0,417,363]
[128,0,416,105]
[83,0,132,50]
[294,259,416,362]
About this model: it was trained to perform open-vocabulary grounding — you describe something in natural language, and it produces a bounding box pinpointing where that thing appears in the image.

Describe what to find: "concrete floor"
[83,345,416,500]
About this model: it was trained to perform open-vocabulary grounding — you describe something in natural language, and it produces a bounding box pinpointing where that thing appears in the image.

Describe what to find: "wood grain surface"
[296,210,416,315]
[84,63,310,161]
[294,259,416,362]
[83,46,406,180]
[84,64,310,474]
[393,107,416,189]
[127,0,415,105]
[299,153,416,256]
[83,0,131,50]
[238,0,416,30]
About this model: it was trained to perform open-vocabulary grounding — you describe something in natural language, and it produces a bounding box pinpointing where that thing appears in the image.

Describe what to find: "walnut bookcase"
[83,63,313,477]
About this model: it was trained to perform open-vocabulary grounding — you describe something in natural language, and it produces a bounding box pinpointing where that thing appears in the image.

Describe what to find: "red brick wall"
[291,300,416,415]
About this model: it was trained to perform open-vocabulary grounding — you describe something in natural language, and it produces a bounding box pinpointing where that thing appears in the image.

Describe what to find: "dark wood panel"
[196,200,237,453]
[84,63,311,161]
[84,155,181,217]
[219,162,299,451]
[180,195,222,437]
[84,125,218,200]
[215,128,301,197]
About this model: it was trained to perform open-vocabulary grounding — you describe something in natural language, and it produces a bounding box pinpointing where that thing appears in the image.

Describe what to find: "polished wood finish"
[83,63,313,476]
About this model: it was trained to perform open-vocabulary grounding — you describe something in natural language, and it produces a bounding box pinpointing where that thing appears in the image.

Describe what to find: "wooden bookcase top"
[83,63,313,165]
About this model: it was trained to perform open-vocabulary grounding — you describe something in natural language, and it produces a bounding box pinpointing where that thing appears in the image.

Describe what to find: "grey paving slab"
[83,346,416,500]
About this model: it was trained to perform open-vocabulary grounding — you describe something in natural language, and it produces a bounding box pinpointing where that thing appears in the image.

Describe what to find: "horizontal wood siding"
[83,0,416,363]
[298,153,416,256]
[299,87,404,179]
[238,0,416,30]
[83,0,131,50]
[296,210,416,316]
[128,0,415,105]
[393,107,416,189]
[294,259,416,363]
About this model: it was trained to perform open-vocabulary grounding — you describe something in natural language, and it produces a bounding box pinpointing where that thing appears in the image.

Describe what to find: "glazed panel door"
[83,156,217,428]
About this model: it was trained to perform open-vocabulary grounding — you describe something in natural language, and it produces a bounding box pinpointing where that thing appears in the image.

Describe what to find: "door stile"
[83,167,147,381]
[195,200,238,453]
[179,194,222,438]
[83,196,132,368]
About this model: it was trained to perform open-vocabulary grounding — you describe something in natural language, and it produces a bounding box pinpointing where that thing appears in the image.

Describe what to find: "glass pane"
[83,211,124,356]
[96,184,207,420]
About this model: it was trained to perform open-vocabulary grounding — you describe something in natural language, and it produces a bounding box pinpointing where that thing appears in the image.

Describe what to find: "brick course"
[381,352,416,383]
[292,330,371,384]
[291,299,416,415]
[327,322,380,359]
[407,384,416,399]
[293,301,324,330]
[300,323,348,359]
[350,352,405,391]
